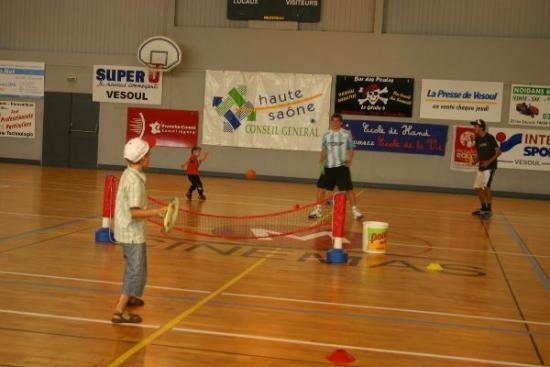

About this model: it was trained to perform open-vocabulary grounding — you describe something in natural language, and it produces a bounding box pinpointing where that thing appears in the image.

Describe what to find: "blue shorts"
[121,243,147,297]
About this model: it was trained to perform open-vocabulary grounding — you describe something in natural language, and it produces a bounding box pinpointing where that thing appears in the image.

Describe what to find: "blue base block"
[326,249,348,264]
[95,228,113,244]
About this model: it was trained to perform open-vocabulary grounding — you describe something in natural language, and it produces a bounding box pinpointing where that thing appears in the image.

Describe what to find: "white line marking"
[1,270,549,327]
[0,308,539,367]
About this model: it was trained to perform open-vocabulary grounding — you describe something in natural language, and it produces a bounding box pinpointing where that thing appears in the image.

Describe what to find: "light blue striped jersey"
[321,129,354,168]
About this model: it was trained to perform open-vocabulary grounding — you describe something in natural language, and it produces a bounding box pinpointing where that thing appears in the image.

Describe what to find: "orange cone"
[326,349,355,364]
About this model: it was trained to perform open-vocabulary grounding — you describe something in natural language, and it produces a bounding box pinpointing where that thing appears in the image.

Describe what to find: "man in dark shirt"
[470,119,501,218]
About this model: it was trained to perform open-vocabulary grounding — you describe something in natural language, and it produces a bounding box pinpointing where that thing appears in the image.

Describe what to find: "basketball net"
[147,63,163,83]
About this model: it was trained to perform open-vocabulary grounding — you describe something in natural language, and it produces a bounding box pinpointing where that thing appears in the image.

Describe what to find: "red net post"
[101,175,117,225]
[96,175,117,243]
[331,192,347,249]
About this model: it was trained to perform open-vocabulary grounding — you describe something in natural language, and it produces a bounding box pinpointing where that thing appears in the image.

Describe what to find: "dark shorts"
[317,166,353,191]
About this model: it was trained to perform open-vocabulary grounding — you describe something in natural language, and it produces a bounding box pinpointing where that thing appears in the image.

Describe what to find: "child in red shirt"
[182,146,209,200]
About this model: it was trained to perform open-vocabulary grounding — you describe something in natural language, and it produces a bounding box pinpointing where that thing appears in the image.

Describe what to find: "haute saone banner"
[451,126,477,171]
[0,101,35,138]
[203,70,331,151]
[491,127,550,171]
[420,79,503,122]
[127,107,198,148]
[509,84,550,128]
[0,60,44,98]
[93,65,162,105]
[335,75,414,117]
[227,0,321,22]
[342,120,448,156]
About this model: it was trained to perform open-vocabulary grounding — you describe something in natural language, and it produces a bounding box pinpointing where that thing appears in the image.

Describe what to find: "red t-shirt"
[187,156,199,175]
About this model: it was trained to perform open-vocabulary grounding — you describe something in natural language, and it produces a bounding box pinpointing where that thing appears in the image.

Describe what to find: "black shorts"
[187,174,203,189]
[317,166,353,191]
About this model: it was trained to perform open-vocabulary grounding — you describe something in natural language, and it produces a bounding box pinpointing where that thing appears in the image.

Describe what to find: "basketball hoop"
[138,36,182,79]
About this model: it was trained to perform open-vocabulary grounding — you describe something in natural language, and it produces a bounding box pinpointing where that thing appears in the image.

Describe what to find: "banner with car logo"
[335,75,414,117]
[509,84,550,128]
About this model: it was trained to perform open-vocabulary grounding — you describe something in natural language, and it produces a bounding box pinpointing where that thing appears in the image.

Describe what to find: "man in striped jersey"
[309,113,363,220]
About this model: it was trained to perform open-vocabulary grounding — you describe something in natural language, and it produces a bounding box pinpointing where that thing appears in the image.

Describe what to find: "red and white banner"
[127,107,198,148]
[0,100,35,138]
[451,125,550,171]
[451,126,477,171]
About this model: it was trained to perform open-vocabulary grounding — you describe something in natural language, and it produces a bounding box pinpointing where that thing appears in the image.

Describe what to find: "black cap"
[470,119,486,128]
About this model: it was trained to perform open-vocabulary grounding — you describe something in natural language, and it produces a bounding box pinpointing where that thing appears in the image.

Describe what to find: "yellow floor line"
[108,251,277,366]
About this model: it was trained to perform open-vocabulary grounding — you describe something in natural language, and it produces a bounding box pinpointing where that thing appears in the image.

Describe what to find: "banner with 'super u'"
[203,70,332,151]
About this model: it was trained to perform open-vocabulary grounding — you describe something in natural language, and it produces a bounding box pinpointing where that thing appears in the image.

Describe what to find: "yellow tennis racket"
[163,197,179,233]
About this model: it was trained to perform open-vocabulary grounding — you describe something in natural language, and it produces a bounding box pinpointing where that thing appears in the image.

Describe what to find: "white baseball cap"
[123,136,156,163]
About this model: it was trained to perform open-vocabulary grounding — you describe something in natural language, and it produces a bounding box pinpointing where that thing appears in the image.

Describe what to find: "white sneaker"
[352,207,363,220]
[308,206,322,219]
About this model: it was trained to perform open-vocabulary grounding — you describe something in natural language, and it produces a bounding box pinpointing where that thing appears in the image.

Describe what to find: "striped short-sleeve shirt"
[322,129,354,168]
[114,167,147,244]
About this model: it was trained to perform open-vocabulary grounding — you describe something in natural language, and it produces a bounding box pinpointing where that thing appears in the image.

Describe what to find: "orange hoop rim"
[146,63,165,77]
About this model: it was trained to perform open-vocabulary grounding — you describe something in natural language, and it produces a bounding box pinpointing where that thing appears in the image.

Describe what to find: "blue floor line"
[500,213,550,292]
[0,219,88,243]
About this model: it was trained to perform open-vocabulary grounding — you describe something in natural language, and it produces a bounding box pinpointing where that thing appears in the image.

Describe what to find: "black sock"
[481,203,488,211]
[487,203,492,212]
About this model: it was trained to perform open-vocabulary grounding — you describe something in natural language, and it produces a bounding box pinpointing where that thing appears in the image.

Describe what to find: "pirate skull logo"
[358,84,389,105]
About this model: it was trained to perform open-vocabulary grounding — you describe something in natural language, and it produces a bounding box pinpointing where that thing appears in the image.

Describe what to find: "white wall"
[1,0,549,195]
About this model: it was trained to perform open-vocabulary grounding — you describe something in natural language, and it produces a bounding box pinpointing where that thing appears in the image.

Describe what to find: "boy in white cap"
[112,136,164,323]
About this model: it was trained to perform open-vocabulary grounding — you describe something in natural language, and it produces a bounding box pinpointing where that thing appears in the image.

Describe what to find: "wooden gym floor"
[0,163,549,366]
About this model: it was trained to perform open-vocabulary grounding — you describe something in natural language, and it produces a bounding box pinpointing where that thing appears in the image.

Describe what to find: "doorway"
[42,92,99,168]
